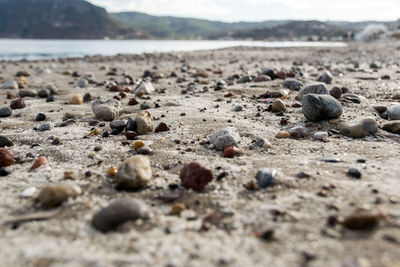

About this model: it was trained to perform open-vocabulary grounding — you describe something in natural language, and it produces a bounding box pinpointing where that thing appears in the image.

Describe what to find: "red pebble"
[128,98,139,106]
[155,122,170,133]
[10,98,25,109]
[180,162,214,191]
[0,148,15,168]
[223,146,238,158]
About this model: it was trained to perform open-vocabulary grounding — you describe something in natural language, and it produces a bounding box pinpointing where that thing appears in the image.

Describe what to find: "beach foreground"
[0,43,400,267]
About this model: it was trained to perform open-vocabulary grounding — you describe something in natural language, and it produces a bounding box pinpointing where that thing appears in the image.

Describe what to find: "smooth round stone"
[69,94,83,105]
[44,84,58,95]
[317,71,333,84]
[35,113,46,121]
[0,135,13,147]
[382,121,400,134]
[1,81,18,90]
[46,95,56,102]
[298,83,329,100]
[314,131,329,141]
[76,78,89,88]
[388,105,400,120]
[283,78,303,90]
[10,98,25,109]
[347,168,362,179]
[37,183,81,208]
[38,89,51,98]
[209,127,240,151]
[288,126,307,138]
[180,162,213,191]
[38,123,51,132]
[0,107,12,118]
[116,156,152,189]
[271,99,286,113]
[92,99,121,121]
[339,117,378,138]
[329,87,342,99]
[302,94,343,122]
[255,168,277,189]
[233,105,243,112]
[135,111,154,135]
[372,105,387,114]
[109,120,126,133]
[91,198,149,233]
[19,89,37,97]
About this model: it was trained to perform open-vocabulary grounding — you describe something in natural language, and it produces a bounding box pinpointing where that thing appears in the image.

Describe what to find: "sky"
[88,0,400,22]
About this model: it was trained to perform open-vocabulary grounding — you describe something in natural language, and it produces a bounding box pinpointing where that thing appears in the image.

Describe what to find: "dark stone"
[180,162,213,191]
[302,94,343,122]
[347,168,361,179]
[38,89,50,98]
[255,168,277,188]
[0,107,12,118]
[126,118,136,132]
[110,120,126,133]
[46,95,55,102]
[155,122,170,133]
[35,113,46,121]
[10,98,25,109]
[38,123,51,132]
[0,136,13,147]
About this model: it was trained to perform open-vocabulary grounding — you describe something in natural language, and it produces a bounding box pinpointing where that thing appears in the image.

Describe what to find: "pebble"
[135,111,154,135]
[38,89,51,98]
[76,78,89,88]
[134,81,155,95]
[20,186,37,198]
[46,95,55,102]
[342,209,380,231]
[69,94,83,105]
[109,120,126,133]
[283,78,303,90]
[137,145,153,155]
[347,168,361,179]
[233,105,243,112]
[223,146,239,158]
[155,122,170,133]
[92,99,121,121]
[382,121,400,134]
[44,84,58,95]
[91,198,149,233]
[0,148,15,168]
[314,131,329,141]
[249,138,272,150]
[1,81,18,90]
[38,123,51,132]
[275,131,290,139]
[298,83,329,100]
[209,127,240,151]
[255,168,277,188]
[19,89,37,97]
[170,203,186,215]
[30,156,49,171]
[180,162,213,191]
[116,156,152,189]
[0,135,14,147]
[317,71,333,84]
[64,171,76,180]
[387,105,400,120]
[125,131,138,140]
[271,99,286,113]
[36,183,81,208]
[83,92,92,102]
[288,126,307,138]
[372,105,387,114]
[302,94,343,122]
[35,113,46,121]
[329,86,343,99]
[339,117,378,138]
[0,107,12,117]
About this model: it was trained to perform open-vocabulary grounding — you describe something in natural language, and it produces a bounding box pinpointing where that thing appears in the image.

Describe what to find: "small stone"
[314,131,329,141]
[0,107,12,118]
[110,120,126,133]
[38,89,51,98]
[9,98,25,109]
[302,94,343,122]
[46,95,55,102]
[116,156,152,189]
[342,209,380,231]
[233,105,243,112]
[125,131,138,140]
[37,183,81,208]
[64,171,76,180]
[298,83,329,100]
[347,168,361,179]
[137,145,152,155]
[249,138,272,150]
[89,128,101,136]
[387,105,400,120]
[83,92,92,102]
[339,117,378,138]
[69,94,83,105]
[134,81,155,95]
[371,105,387,114]
[271,99,286,113]
[0,167,10,176]
[155,122,170,133]
[133,140,146,151]
[0,148,15,168]
[284,78,303,90]
[135,111,154,135]
[255,168,277,189]
[30,156,49,171]
[296,172,311,179]
[44,84,58,95]
[91,198,149,233]
[19,89,37,97]
[329,87,343,99]
[275,131,290,139]
[38,123,51,132]
[223,146,238,158]
[92,99,121,121]
[382,121,400,134]
[108,166,117,176]
[209,127,240,151]
[288,126,307,138]
[254,74,271,82]
[35,113,46,121]
[180,162,213,191]
[1,81,18,90]
[20,186,37,198]
[317,71,333,84]
[128,98,139,106]
[76,78,88,88]
[170,203,186,215]
[0,136,13,147]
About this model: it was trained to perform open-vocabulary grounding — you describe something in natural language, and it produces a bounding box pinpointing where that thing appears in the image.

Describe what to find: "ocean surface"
[0,39,347,60]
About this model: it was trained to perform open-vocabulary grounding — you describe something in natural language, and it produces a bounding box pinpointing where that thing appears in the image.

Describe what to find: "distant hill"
[0,0,147,39]
[231,20,350,40]
[111,11,289,39]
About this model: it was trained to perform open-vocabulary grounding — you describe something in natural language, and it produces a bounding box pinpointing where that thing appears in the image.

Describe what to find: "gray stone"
[284,78,303,90]
[298,83,329,100]
[255,168,277,189]
[329,87,342,99]
[0,136,13,147]
[92,99,121,121]
[382,121,400,134]
[134,81,155,95]
[38,89,51,98]
[314,131,329,141]
[135,111,154,135]
[76,78,89,88]
[317,71,333,84]
[288,126,307,138]
[116,156,152,189]
[1,81,18,90]
[233,105,243,112]
[44,84,58,95]
[91,198,149,233]
[110,120,126,133]
[302,94,343,122]
[388,105,400,120]
[339,117,378,138]
[209,127,240,151]
[0,107,12,118]
[271,99,286,113]
[38,123,51,132]
[19,89,37,97]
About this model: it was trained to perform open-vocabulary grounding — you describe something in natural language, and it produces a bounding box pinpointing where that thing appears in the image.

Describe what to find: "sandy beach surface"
[0,42,400,267]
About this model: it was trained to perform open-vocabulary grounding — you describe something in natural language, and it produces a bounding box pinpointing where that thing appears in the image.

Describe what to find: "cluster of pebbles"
[0,43,400,266]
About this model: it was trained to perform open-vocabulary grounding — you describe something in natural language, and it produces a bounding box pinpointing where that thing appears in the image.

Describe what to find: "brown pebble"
[180,162,213,191]
[128,98,139,105]
[30,156,49,171]
[275,131,290,139]
[155,122,170,133]
[37,183,81,208]
[170,203,186,215]
[0,148,15,168]
[125,131,138,140]
[83,92,92,102]
[342,208,381,231]
[69,94,83,105]
[10,98,25,109]
[223,146,238,158]
[64,171,76,180]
